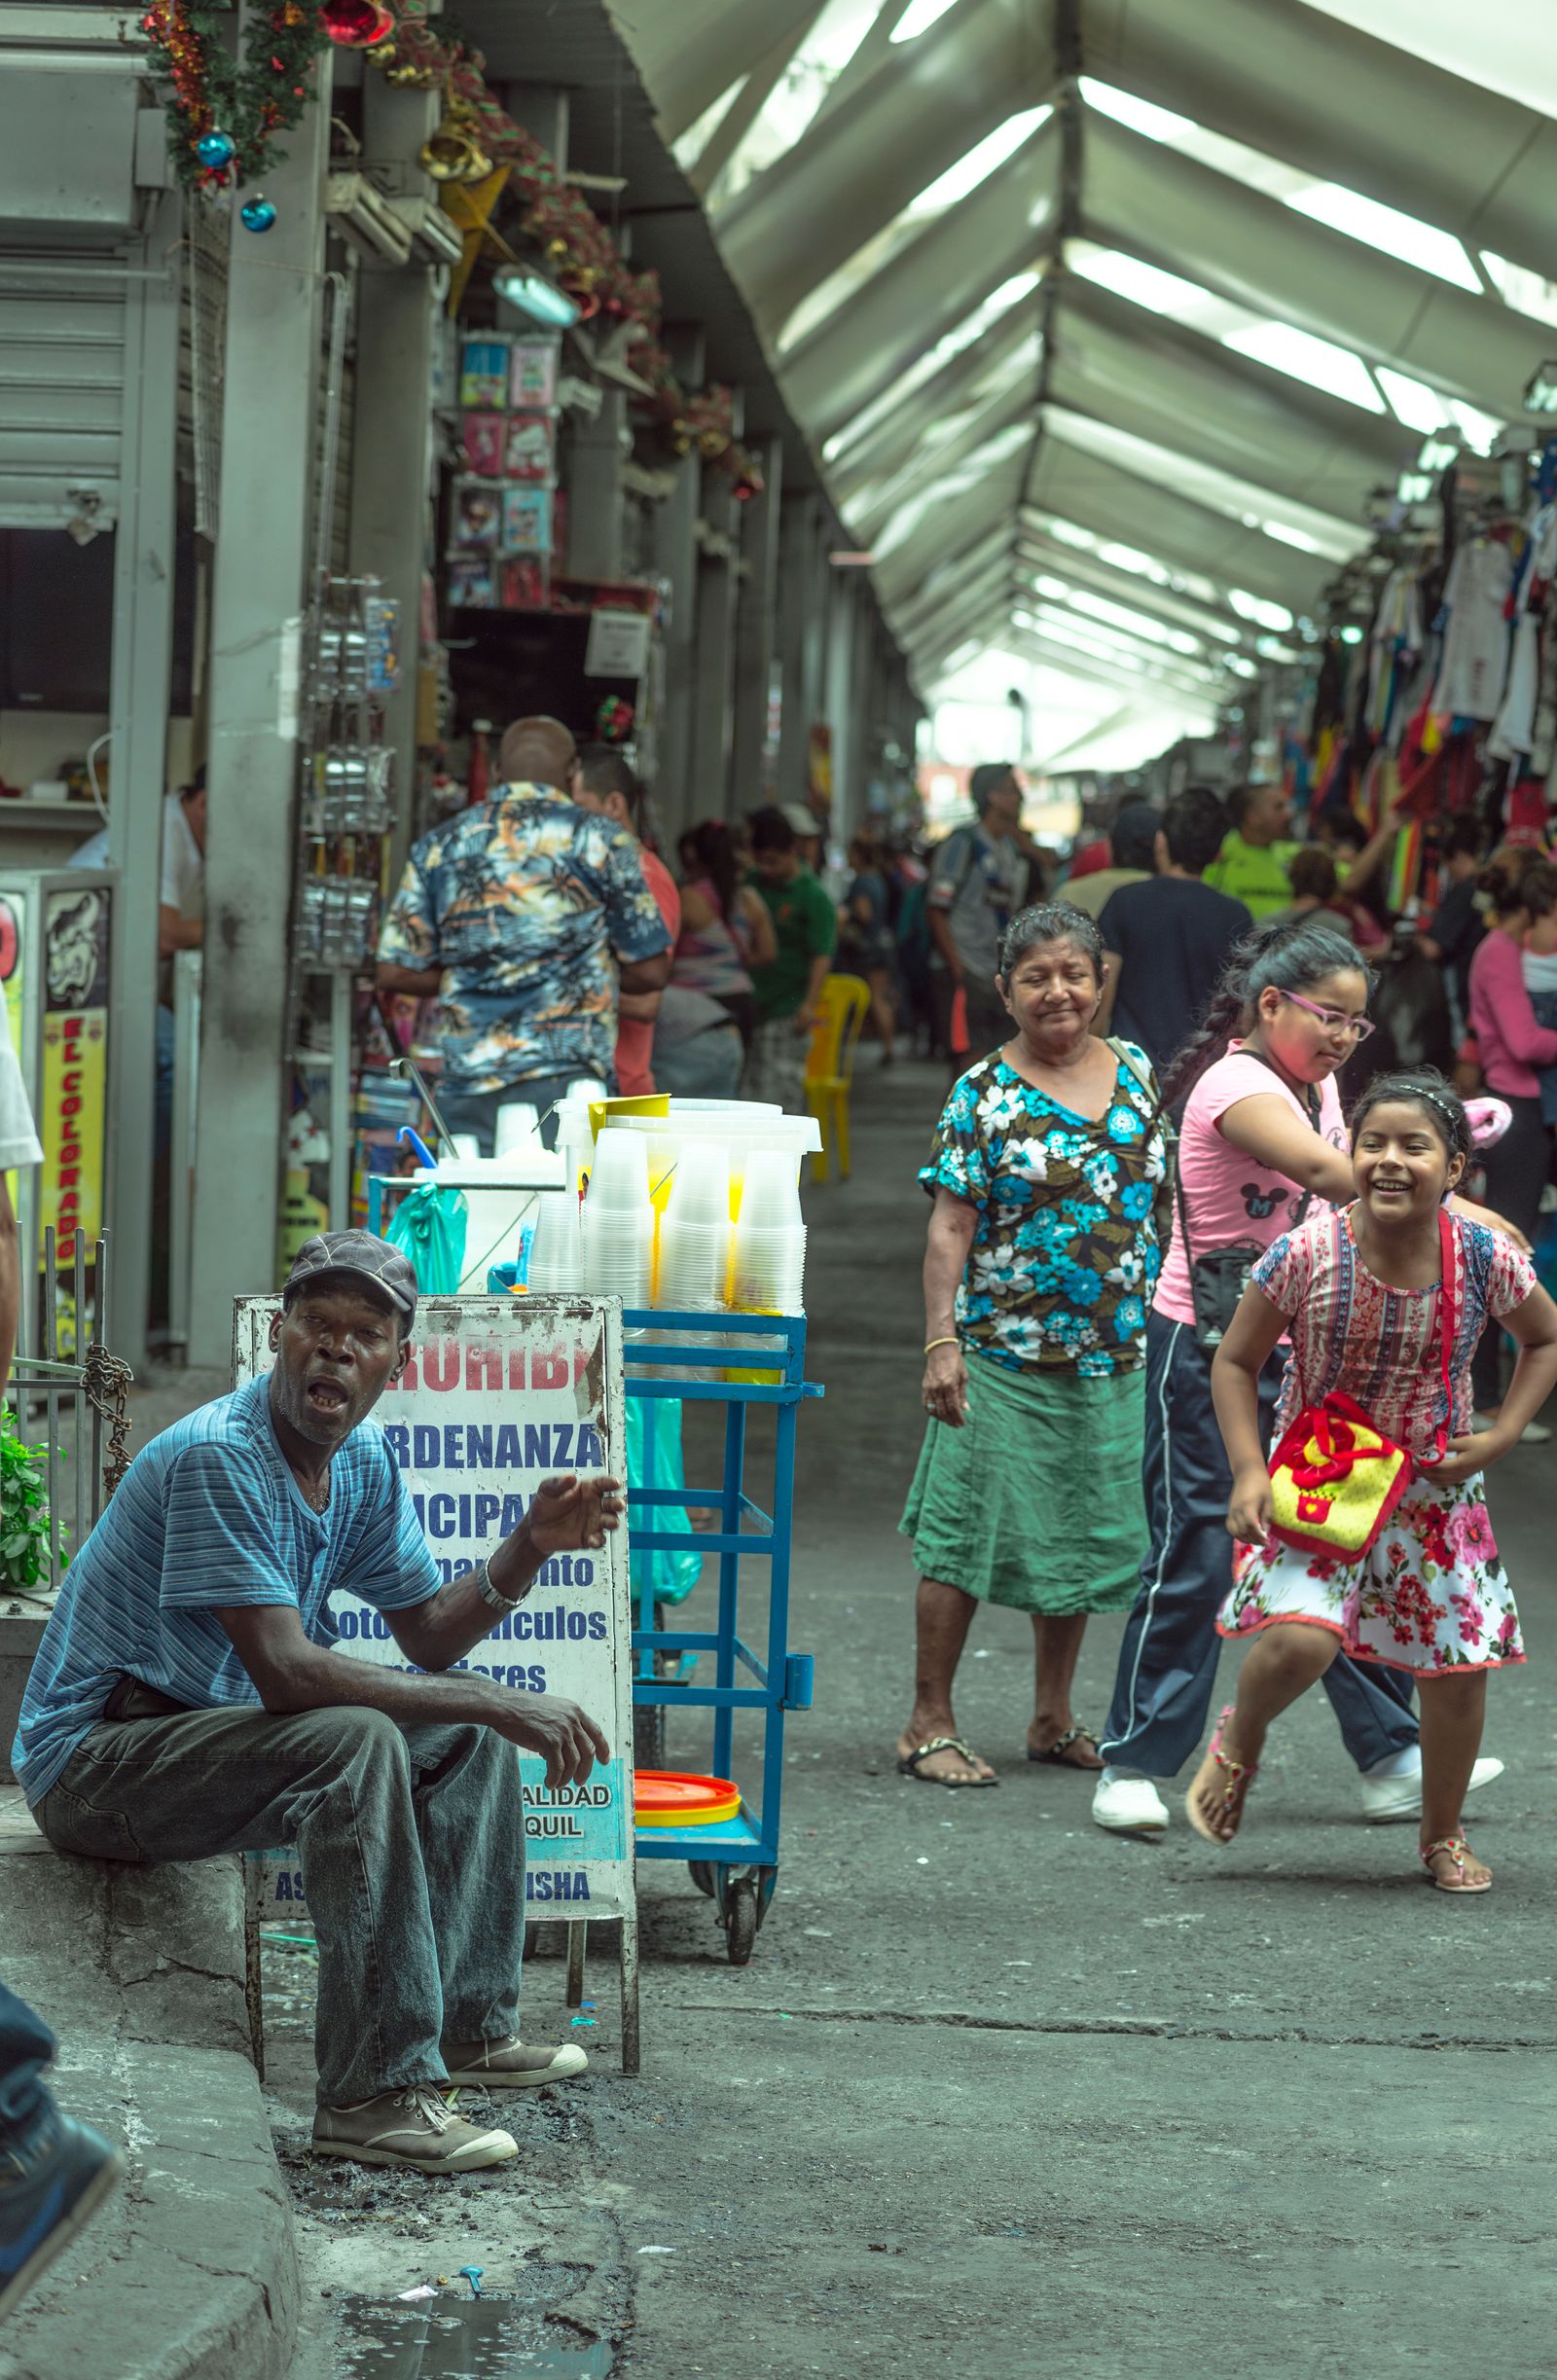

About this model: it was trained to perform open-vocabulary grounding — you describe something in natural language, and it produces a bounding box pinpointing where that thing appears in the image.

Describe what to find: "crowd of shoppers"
[900,769,1557,1898]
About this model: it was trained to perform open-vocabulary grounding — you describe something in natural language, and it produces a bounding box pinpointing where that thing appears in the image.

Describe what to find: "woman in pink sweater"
[1466,857,1557,1420]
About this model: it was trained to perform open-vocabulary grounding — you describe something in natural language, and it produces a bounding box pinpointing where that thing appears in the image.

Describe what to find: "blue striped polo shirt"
[13,1374,440,1806]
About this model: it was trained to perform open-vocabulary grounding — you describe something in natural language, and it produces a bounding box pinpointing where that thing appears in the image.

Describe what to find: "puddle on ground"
[335,2295,612,2378]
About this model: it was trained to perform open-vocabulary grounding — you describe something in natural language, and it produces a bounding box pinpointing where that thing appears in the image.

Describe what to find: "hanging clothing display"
[1489,504,1557,764]
[1431,534,1516,722]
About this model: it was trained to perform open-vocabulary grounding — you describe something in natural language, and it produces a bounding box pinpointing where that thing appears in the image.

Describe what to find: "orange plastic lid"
[633,1769,741,1820]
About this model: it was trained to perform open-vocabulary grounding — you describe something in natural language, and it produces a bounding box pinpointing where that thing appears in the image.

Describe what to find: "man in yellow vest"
[1204,782,1298,920]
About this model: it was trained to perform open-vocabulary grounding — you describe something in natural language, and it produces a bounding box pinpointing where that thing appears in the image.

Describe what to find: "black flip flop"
[896,1735,999,1788]
[1028,1724,1102,1768]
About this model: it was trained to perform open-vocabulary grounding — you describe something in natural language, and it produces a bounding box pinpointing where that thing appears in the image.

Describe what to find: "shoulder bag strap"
[1431,1205,1459,1460]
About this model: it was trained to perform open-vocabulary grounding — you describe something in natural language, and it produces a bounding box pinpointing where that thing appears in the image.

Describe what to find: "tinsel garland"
[140,0,327,187]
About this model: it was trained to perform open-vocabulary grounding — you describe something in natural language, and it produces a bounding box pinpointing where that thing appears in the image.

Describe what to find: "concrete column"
[689,470,739,819]
[566,388,627,581]
[188,60,330,1366]
[650,449,702,846]
[648,327,705,841]
[352,73,441,890]
[774,493,818,807]
[104,190,182,1371]
[730,434,782,808]
[824,569,858,840]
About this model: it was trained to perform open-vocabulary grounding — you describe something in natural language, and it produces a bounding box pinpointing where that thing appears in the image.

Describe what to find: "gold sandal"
[1185,1705,1258,1845]
[1420,1835,1492,1894]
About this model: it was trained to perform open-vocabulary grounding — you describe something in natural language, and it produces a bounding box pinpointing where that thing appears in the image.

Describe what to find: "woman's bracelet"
[923,1336,960,1355]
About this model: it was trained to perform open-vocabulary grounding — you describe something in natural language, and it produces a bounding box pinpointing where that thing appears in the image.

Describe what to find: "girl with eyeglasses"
[1093,918,1509,1839]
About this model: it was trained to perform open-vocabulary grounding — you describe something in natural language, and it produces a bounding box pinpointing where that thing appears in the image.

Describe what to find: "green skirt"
[900,1352,1146,1614]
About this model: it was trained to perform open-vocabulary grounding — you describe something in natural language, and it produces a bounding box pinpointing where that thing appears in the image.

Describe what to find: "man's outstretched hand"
[525,1472,625,1559]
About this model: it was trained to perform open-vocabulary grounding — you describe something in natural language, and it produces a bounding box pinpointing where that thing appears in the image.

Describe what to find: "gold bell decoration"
[418,100,492,185]
[386,53,437,87]
[364,35,397,68]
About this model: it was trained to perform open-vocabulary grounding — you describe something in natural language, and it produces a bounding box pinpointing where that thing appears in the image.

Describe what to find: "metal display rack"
[619,1306,821,1965]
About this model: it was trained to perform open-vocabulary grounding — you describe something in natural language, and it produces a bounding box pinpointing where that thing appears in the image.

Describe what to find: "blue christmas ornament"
[240,196,278,234]
[196,129,235,169]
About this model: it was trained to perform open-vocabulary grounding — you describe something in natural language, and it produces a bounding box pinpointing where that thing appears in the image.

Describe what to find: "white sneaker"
[1358,1754,1504,1824]
[1091,1771,1170,1834]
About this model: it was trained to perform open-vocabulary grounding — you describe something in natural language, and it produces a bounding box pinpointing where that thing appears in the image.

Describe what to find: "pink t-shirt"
[1467,927,1557,1100]
[1154,1046,1347,1327]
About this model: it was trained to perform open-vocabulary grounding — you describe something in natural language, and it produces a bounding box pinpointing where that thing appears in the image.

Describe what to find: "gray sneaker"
[442,2036,589,2088]
[312,2083,518,2174]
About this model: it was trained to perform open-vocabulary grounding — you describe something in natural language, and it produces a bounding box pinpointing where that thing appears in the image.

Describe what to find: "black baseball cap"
[284,1231,418,1327]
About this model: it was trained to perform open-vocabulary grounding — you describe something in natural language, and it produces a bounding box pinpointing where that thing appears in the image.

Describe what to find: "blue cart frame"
[620,1307,822,1964]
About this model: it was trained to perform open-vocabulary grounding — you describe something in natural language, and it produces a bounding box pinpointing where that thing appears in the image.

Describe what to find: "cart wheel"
[687,1860,716,1898]
[725,1879,758,1965]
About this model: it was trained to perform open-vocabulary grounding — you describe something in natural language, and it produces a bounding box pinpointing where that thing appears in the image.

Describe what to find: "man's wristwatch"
[470,1559,526,1613]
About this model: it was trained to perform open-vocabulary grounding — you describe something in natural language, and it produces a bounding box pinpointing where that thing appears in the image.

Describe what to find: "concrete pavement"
[267,1055,1557,2375]
[10,1057,1553,2377]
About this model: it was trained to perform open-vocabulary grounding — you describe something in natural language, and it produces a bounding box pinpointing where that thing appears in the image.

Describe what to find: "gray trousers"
[35,1705,526,2107]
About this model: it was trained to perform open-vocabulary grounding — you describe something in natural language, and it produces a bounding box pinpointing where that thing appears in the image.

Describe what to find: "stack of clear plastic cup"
[656,1142,731,1311]
[526,1186,582,1292]
[731,1148,807,1314]
[581,1130,652,1306]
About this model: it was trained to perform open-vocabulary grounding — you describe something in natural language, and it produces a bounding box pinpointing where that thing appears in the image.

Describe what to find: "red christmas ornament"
[319,0,394,47]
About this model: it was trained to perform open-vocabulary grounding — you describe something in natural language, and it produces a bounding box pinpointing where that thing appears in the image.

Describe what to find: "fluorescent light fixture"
[1285,186,1481,294]
[890,0,958,40]
[1484,255,1557,332]
[1445,398,1503,454]
[1525,360,1557,415]
[492,268,580,328]
[1077,78,1194,144]
[1339,626,1363,645]
[1418,435,1461,472]
[1227,589,1294,632]
[1375,366,1455,436]
[1221,321,1387,415]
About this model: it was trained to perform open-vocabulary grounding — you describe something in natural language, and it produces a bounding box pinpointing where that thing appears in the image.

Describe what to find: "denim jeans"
[1100,1312,1419,1779]
[653,1024,743,1100]
[35,1706,527,2107]
[0,1984,55,2159]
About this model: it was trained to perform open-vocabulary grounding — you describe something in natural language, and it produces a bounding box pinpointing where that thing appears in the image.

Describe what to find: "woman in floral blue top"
[896,903,1168,1788]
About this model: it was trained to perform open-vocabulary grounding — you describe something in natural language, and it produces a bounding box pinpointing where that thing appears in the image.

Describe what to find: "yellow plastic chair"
[805,974,871,1182]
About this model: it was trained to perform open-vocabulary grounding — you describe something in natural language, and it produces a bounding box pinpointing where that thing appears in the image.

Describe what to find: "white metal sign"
[234,1293,635,1926]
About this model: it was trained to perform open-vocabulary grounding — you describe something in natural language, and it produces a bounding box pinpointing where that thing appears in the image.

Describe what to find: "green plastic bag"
[627,1396,704,1607]
[384,1183,468,1297]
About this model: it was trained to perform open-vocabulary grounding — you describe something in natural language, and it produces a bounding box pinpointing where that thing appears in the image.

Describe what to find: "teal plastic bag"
[384,1183,468,1296]
[627,1396,704,1607]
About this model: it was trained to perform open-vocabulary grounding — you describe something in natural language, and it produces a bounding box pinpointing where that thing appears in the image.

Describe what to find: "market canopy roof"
[605,0,1557,725]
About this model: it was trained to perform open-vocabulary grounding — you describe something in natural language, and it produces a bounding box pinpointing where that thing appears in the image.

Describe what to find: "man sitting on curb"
[13,1231,620,2177]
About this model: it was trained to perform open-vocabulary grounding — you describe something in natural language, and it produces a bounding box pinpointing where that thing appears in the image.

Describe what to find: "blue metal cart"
[619,1306,821,1965]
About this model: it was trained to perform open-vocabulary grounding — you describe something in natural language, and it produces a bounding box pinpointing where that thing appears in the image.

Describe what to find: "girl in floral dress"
[1193,1070,1557,1893]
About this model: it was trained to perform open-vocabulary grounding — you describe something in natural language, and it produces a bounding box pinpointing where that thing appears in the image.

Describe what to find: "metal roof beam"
[1083,0,1556,285]
[1049,280,1410,524]
[782,118,1059,442]
[857,380,1038,546]
[1083,114,1546,420]
[716,0,1055,326]
[612,0,825,144]
[1023,432,1330,615]
[831,284,1046,499]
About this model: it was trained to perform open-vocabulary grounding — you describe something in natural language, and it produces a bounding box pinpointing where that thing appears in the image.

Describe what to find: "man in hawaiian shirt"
[377,717,672,1150]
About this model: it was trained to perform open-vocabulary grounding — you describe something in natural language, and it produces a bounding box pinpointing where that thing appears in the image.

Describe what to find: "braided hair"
[1157,915,1375,1116]
[1349,1067,1470,1168]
